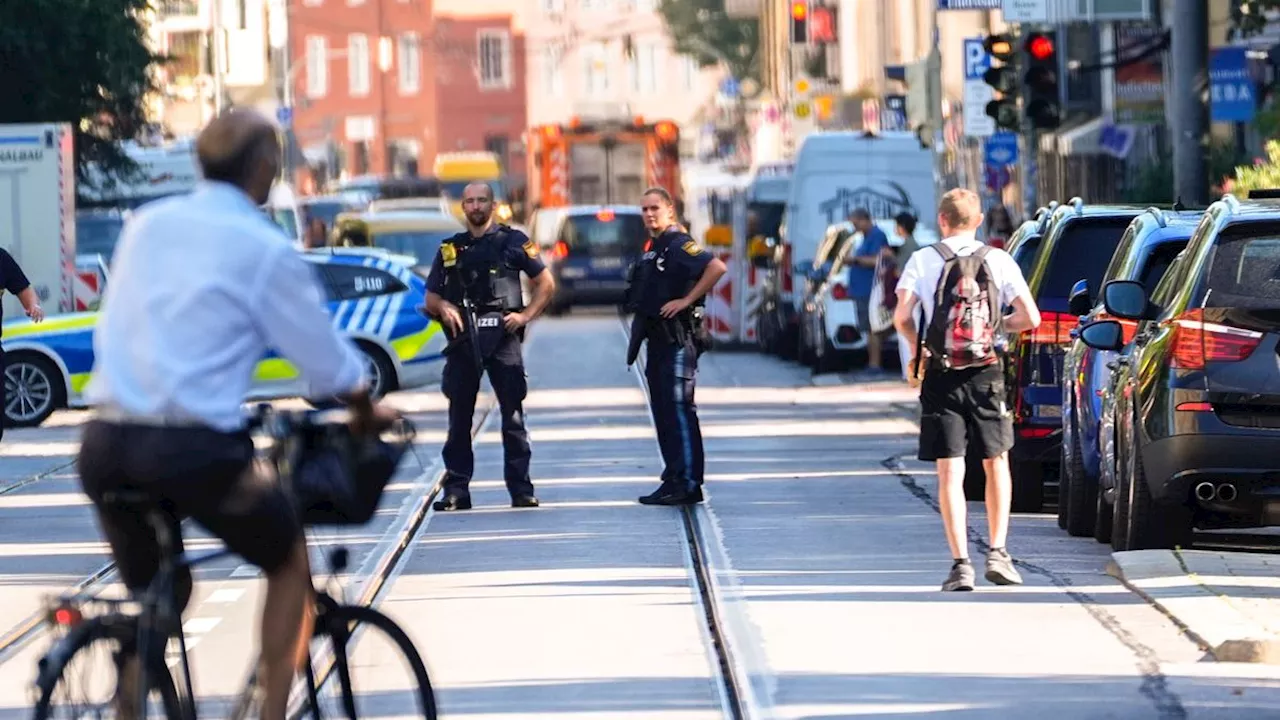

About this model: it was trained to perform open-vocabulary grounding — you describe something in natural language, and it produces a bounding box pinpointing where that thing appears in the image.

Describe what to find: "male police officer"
[424,181,556,510]
[627,187,727,505]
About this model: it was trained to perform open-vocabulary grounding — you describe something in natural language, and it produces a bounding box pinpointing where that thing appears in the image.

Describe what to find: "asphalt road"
[1,312,1279,718]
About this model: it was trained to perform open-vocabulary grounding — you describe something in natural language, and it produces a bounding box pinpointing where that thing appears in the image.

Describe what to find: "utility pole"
[212,0,226,115]
[1171,0,1209,205]
[928,3,945,212]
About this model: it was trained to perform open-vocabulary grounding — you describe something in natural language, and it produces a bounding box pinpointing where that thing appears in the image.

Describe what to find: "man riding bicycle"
[77,109,399,720]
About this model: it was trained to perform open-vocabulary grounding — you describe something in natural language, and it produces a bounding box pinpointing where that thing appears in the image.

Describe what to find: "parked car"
[1,252,445,428]
[545,205,649,313]
[1081,193,1280,549]
[331,209,464,272]
[1059,207,1198,538]
[1000,198,1145,511]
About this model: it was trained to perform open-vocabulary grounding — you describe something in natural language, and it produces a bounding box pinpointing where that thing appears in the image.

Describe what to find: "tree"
[656,0,760,84]
[1229,140,1280,196]
[0,0,164,189]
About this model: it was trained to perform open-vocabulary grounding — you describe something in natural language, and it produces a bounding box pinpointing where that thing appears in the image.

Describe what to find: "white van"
[783,130,936,312]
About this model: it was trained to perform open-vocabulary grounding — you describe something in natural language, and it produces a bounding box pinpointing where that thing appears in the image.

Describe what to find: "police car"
[1,252,446,428]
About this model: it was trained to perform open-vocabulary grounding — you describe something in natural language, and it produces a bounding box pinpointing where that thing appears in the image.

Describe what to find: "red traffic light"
[791,1,807,20]
[1027,34,1055,61]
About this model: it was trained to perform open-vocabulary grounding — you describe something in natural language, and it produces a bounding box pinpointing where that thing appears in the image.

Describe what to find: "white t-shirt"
[894,231,1032,329]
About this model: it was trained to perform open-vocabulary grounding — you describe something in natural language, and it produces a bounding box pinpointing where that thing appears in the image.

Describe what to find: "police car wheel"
[305,343,397,410]
[4,352,64,428]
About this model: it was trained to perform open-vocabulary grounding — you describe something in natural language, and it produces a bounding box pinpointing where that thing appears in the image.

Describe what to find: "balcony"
[159,0,199,16]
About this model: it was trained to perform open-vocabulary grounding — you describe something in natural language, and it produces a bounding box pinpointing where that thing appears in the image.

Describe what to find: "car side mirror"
[1102,279,1149,320]
[1068,279,1092,316]
[1079,320,1125,351]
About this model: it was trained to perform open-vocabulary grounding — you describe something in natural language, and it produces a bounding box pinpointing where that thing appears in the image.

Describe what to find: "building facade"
[146,0,284,138]
[523,0,722,156]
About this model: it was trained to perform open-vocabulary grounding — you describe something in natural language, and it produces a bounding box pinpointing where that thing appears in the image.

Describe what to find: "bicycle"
[30,404,439,719]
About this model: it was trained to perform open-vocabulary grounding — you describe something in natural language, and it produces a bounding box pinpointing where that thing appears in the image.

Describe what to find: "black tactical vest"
[441,230,525,312]
[627,233,699,319]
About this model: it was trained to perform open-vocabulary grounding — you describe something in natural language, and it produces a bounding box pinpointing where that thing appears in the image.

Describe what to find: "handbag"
[285,418,415,526]
[867,254,895,334]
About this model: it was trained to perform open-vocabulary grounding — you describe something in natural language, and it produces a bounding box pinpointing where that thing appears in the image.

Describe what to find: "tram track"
[620,315,761,720]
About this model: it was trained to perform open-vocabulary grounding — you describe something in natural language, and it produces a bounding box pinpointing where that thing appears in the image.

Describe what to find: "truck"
[526,116,681,210]
[0,123,78,322]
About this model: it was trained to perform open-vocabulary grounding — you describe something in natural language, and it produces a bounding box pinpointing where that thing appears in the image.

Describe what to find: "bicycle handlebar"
[244,402,416,446]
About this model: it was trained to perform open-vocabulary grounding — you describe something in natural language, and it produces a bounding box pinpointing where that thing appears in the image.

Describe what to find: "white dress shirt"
[894,230,1033,328]
[85,181,367,431]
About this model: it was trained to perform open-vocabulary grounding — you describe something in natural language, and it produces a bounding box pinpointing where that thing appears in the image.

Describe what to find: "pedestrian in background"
[892,188,1041,592]
[984,203,1015,249]
[888,212,921,379]
[0,248,45,443]
[845,208,892,376]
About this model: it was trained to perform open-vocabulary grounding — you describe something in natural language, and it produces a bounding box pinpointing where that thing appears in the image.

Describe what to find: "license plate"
[1034,404,1062,418]
[591,257,623,269]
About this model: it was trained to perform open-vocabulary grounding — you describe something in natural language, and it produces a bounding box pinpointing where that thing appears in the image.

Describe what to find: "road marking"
[230,564,260,578]
[205,588,246,604]
[183,617,222,635]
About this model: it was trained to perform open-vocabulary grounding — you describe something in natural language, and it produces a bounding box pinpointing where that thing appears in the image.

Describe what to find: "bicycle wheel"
[33,616,185,720]
[303,603,437,719]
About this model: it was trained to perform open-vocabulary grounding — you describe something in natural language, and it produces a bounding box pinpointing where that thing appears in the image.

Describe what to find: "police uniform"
[0,248,32,443]
[425,224,546,508]
[627,225,713,505]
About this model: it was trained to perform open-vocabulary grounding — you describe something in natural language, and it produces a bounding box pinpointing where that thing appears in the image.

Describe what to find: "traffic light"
[790,1,808,44]
[1023,31,1061,129]
[982,33,1019,132]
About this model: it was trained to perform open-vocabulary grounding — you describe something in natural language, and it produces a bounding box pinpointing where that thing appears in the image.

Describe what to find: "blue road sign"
[1210,47,1255,123]
[939,0,1001,9]
[719,77,740,98]
[963,38,990,81]
[1099,124,1135,158]
[984,132,1019,167]
[276,106,293,126]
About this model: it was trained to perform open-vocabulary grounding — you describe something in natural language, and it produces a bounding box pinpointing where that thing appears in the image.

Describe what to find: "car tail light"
[1169,308,1262,370]
[1176,401,1213,412]
[1018,426,1055,439]
[553,240,569,260]
[831,283,849,300]
[1029,310,1074,346]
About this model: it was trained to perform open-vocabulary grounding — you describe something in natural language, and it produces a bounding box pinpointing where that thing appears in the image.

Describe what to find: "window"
[323,264,407,301]
[1205,226,1280,308]
[541,0,563,10]
[478,30,511,89]
[543,46,563,96]
[398,33,420,94]
[348,34,370,96]
[305,36,327,98]
[583,42,609,96]
[484,135,509,173]
[374,231,455,268]
[560,212,648,255]
[1039,218,1135,299]
[236,0,247,29]
[581,0,608,9]
[1137,240,1188,295]
[638,42,657,93]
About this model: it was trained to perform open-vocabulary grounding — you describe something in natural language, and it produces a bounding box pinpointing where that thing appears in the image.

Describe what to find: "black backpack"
[920,244,1003,370]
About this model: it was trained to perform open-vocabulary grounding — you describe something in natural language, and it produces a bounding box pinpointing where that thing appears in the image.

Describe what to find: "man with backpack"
[892,189,1042,592]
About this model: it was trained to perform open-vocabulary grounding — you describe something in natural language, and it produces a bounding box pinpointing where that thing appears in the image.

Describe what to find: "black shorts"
[917,362,1013,462]
[78,420,302,609]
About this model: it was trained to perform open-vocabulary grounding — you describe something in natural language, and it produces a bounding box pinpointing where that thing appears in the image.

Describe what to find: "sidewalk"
[1110,549,1280,664]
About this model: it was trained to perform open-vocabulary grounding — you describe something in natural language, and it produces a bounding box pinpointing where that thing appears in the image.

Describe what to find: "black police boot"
[638,481,700,506]
[511,494,540,508]
[433,493,472,511]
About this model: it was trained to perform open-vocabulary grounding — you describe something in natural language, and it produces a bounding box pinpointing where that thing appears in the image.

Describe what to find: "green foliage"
[656,0,760,84]
[1122,140,1241,205]
[0,0,164,188]
[1231,140,1280,195]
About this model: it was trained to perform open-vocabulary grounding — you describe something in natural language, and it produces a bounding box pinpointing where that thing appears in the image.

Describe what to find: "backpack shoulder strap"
[932,242,956,261]
[973,245,993,261]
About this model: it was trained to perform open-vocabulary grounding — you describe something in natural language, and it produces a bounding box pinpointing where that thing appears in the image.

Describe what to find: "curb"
[1107,549,1280,664]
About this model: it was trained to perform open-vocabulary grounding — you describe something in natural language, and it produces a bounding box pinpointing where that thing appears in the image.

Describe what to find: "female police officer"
[627,187,726,505]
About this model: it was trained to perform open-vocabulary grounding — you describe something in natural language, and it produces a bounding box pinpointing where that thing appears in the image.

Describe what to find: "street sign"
[984,131,1019,166]
[1002,0,1051,23]
[719,76,741,99]
[1210,47,1256,123]
[963,38,995,138]
[1099,124,1136,159]
[939,0,1001,8]
[276,106,293,126]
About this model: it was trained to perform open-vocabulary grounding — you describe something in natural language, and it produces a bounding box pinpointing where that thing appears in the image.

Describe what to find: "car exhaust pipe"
[1217,483,1238,503]
[1195,482,1217,502]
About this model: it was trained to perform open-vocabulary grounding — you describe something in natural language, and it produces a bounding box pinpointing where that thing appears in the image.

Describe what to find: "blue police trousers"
[645,339,705,490]
[440,333,534,497]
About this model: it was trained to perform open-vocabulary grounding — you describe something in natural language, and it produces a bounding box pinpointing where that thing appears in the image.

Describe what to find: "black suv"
[1002,198,1144,512]
[1081,194,1280,549]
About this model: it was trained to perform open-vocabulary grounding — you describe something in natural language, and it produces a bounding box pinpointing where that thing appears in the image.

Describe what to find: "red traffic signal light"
[1026,33,1055,62]
[791,1,807,20]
